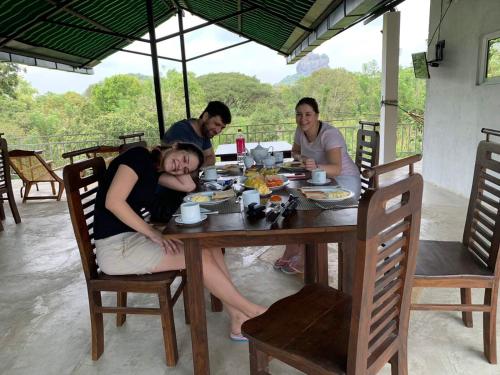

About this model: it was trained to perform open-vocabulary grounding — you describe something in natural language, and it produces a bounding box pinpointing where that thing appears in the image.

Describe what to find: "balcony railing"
[4,120,422,168]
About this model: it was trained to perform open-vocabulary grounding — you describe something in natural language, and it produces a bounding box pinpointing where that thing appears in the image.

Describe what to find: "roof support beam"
[156,5,258,43]
[112,47,181,62]
[242,0,313,32]
[187,40,251,62]
[43,0,116,34]
[0,0,80,48]
[177,8,191,119]
[146,0,166,138]
[45,20,150,43]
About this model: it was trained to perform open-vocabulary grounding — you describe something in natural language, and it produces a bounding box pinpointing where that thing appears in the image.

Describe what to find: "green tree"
[0,63,23,99]
[198,72,272,117]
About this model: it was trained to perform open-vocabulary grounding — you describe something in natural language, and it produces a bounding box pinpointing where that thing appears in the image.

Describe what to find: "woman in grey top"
[275,97,361,274]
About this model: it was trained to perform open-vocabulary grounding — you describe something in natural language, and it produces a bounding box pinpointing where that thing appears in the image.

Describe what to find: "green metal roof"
[0,0,404,74]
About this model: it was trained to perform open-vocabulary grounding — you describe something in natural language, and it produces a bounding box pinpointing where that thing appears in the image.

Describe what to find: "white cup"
[263,156,275,168]
[204,167,217,180]
[180,202,201,223]
[242,189,260,208]
[311,169,327,184]
[243,155,254,168]
[274,151,284,163]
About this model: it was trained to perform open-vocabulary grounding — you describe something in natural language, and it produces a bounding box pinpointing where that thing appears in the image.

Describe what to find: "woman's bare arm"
[105,165,182,253]
[304,148,342,177]
[158,173,196,192]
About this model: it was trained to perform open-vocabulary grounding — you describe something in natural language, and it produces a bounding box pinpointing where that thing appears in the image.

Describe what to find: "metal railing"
[4,120,422,168]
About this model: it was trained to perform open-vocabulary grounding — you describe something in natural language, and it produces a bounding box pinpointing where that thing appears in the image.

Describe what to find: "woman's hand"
[148,229,184,255]
[304,158,317,171]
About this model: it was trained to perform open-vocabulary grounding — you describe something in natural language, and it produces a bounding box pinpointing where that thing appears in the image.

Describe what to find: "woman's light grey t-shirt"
[294,122,359,177]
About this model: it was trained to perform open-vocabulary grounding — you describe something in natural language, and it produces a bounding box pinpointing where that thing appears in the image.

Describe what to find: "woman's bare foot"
[230,311,249,335]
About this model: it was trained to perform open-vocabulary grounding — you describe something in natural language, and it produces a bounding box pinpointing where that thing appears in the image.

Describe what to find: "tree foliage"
[0,61,426,156]
[0,63,23,99]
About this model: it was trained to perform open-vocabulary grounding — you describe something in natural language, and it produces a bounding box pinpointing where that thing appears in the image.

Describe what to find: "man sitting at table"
[163,100,231,166]
[150,101,232,222]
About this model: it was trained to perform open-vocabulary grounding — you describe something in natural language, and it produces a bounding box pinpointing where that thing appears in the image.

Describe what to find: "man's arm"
[203,147,216,166]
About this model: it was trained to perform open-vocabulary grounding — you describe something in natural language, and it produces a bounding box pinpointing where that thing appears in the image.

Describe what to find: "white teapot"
[249,143,273,164]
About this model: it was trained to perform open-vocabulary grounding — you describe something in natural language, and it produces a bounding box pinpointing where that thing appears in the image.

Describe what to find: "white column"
[380,11,400,163]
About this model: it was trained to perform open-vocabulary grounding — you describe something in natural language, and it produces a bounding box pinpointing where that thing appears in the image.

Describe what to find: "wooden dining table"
[162,179,358,374]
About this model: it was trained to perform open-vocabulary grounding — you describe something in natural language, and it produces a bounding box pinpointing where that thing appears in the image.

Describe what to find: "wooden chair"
[0,137,21,231]
[62,145,120,168]
[118,132,147,153]
[411,132,500,364]
[242,155,424,374]
[63,157,189,366]
[8,149,64,203]
[355,121,380,194]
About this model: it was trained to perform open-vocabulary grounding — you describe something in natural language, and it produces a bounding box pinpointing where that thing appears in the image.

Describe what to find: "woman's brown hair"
[151,142,204,171]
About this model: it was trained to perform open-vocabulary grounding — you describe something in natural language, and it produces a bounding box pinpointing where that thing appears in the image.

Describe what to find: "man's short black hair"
[201,101,231,124]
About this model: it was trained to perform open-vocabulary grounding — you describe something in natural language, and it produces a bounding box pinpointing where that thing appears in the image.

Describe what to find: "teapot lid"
[253,142,266,150]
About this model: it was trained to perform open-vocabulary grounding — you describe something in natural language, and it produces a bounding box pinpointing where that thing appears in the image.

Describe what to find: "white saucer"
[307,178,332,185]
[174,214,208,226]
[201,176,218,182]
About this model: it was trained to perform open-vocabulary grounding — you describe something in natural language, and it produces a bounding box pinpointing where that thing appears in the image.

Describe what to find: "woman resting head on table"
[93,142,266,340]
[275,97,361,275]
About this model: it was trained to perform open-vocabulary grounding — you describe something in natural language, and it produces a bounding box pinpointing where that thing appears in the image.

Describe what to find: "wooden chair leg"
[182,273,190,325]
[116,292,127,326]
[460,288,473,327]
[249,342,270,375]
[483,287,498,364]
[0,216,4,232]
[159,287,179,367]
[390,349,408,375]
[89,291,104,360]
[7,189,21,223]
[35,183,39,191]
[50,181,56,195]
[0,201,5,220]
[56,181,64,201]
[23,182,33,203]
[210,248,225,312]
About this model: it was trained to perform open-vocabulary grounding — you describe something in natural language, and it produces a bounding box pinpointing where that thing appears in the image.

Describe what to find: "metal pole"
[177,8,191,118]
[146,0,166,138]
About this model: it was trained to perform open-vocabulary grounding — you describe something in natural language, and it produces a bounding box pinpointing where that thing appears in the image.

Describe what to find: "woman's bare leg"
[280,244,304,263]
[153,247,265,333]
[207,248,266,333]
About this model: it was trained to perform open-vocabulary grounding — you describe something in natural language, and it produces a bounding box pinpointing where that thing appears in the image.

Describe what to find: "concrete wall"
[423,0,500,197]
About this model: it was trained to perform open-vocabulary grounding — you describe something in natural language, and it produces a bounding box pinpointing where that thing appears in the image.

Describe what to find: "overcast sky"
[22,0,430,94]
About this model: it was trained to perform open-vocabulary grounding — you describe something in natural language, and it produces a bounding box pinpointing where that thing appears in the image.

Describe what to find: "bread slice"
[213,190,236,200]
[301,191,327,199]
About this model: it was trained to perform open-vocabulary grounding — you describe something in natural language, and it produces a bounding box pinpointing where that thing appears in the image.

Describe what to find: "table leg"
[184,239,210,374]
[304,243,328,285]
[340,231,357,295]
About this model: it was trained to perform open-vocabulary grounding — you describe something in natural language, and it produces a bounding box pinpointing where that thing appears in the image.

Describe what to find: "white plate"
[243,176,289,191]
[175,214,208,226]
[305,187,355,203]
[306,178,332,185]
[184,192,230,206]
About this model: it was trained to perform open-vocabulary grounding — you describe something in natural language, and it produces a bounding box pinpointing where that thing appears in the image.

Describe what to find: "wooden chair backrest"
[356,121,380,193]
[63,157,106,281]
[119,132,144,144]
[462,139,500,273]
[0,138,13,192]
[348,163,423,374]
[362,154,422,190]
[8,150,59,182]
[119,141,147,154]
[62,145,120,167]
